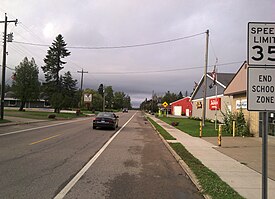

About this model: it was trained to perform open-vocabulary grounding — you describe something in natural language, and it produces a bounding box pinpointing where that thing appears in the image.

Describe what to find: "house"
[224,61,275,137]
[170,97,192,116]
[191,72,234,122]
[3,91,50,108]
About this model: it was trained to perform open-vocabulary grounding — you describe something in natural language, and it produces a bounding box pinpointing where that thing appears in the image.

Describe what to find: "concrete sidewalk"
[148,115,275,199]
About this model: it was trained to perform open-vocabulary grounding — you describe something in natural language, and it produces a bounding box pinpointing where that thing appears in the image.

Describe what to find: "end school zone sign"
[248,22,275,66]
[247,68,275,111]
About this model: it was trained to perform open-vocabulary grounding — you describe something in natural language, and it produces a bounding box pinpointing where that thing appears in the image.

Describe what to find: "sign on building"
[236,99,247,109]
[84,94,92,102]
[209,98,221,110]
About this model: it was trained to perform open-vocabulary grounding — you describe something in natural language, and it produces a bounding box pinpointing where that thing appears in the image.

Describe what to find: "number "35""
[252,46,275,61]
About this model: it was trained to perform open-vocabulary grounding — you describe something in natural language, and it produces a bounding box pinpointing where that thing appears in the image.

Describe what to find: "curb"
[145,115,211,199]
[0,120,48,128]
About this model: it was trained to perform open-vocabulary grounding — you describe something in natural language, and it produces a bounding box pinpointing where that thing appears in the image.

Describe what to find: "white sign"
[84,94,92,102]
[236,99,247,109]
[248,22,275,66]
[247,67,275,111]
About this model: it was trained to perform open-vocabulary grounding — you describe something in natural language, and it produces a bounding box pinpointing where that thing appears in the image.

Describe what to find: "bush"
[171,121,179,126]
[221,107,250,136]
[48,114,56,119]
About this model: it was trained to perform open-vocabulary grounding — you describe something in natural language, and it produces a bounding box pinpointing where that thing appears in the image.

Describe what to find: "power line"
[12,32,206,50]
[71,61,243,75]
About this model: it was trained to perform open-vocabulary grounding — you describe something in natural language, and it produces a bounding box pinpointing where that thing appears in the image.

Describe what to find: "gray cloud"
[1,0,275,107]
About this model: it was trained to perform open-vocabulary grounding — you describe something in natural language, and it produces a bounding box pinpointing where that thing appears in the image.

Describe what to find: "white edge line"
[54,112,137,199]
[0,117,92,137]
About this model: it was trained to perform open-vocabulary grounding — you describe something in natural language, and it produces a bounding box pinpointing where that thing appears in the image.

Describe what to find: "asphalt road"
[0,111,203,199]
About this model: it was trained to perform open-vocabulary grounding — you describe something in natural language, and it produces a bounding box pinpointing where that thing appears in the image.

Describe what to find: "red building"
[170,97,192,116]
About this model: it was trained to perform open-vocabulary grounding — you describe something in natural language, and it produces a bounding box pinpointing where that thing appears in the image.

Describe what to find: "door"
[174,106,182,116]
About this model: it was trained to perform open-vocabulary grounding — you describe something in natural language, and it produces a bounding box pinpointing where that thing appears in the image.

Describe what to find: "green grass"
[4,110,83,120]
[0,119,10,123]
[159,117,231,137]
[146,117,176,140]
[170,143,244,199]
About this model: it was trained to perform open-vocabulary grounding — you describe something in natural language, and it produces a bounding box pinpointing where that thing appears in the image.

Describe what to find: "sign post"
[247,22,275,199]
[162,102,168,117]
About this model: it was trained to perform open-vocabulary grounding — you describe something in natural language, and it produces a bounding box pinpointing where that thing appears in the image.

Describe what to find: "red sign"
[209,98,221,110]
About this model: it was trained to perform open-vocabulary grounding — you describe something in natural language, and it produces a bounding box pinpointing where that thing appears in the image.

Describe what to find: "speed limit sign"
[248,22,275,66]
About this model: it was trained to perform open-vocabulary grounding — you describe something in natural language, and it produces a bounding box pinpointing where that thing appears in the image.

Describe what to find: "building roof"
[207,73,235,87]
[224,61,247,96]
[191,72,235,100]
[170,97,191,105]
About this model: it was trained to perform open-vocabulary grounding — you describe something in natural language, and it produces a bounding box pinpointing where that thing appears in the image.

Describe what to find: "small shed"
[170,97,192,116]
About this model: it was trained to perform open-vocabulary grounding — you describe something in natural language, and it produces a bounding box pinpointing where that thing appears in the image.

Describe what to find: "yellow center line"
[29,134,62,145]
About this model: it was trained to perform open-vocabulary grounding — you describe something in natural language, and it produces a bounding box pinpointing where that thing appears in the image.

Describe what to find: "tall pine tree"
[42,34,71,113]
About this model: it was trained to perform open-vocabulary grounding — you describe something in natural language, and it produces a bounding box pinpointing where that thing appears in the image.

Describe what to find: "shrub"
[221,107,250,136]
[48,114,56,119]
[171,121,179,126]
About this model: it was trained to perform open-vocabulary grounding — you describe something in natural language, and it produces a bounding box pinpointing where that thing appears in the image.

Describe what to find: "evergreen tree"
[98,84,104,97]
[42,34,71,113]
[185,90,188,97]
[61,71,78,108]
[12,57,40,111]
[177,91,183,99]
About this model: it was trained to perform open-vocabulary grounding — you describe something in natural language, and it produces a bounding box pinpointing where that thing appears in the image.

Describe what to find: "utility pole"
[103,86,106,112]
[202,29,209,127]
[77,68,88,91]
[0,13,17,120]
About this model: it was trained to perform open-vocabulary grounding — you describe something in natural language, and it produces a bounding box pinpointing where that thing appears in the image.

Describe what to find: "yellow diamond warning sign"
[162,101,168,108]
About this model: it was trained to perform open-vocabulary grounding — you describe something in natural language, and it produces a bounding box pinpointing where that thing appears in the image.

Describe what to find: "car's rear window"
[97,112,113,117]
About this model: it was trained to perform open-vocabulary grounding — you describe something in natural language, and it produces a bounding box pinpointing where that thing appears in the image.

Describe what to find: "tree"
[92,92,103,111]
[98,84,104,97]
[177,91,183,99]
[185,90,189,97]
[123,95,132,109]
[12,57,40,111]
[42,34,71,113]
[161,91,177,104]
[113,91,125,110]
[104,86,114,109]
[61,71,78,108]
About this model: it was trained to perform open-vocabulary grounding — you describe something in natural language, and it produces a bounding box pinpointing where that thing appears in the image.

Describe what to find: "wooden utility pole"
[77,69,88,108]
[77,69,88,91]
[0,13,17,120]
[202,29,209,127]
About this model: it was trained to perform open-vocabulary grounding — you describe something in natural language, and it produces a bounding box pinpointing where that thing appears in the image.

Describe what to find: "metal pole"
[215,82,218,130]
[262,111,268,199]
[0,14,7,120]
[202,29,209,127]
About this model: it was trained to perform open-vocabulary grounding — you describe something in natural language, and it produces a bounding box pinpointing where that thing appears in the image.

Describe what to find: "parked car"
[93,112,119,130]
[122,108,128,113]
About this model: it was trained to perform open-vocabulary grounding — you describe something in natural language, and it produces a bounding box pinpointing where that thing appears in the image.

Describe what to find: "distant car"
[122,108,128,113]
[93,112,119,130]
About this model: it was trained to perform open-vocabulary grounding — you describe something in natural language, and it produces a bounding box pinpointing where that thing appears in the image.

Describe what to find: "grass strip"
[0,119,10,124]
[159,117,231,137]
[4,110,83,120]
[170,143,244,199]
[147,116,176,140]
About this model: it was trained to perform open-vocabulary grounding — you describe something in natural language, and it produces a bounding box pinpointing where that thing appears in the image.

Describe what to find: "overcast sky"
[1,0,275,107]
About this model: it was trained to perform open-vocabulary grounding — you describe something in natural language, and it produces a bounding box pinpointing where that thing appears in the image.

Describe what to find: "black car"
[122,108,128,113]
[93,112,119,130]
